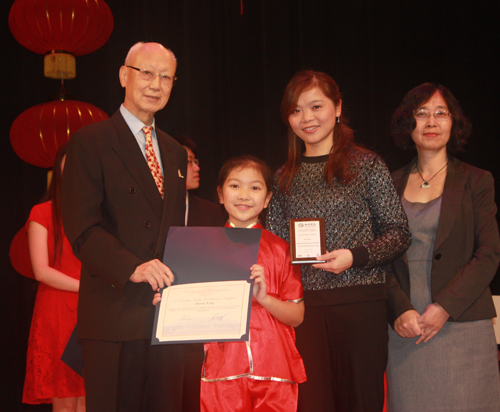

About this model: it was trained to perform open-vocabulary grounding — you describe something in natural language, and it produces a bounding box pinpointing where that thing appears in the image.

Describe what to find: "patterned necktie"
[142,126,164,199]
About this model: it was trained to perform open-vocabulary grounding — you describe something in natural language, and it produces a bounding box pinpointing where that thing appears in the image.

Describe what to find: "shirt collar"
[120,104,156,138]
[226,220,261,229]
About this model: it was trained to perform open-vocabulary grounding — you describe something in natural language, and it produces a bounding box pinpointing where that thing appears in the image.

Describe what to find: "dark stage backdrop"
[1,1,499,410]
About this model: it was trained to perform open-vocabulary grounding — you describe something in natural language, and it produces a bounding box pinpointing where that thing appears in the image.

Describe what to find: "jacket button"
[435,253,442,260]
[144,221,151,228]
[129,187,136,194]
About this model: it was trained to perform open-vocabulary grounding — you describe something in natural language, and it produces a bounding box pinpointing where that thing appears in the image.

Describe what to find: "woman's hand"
[250,264,267,303]
[416,302,449,344]
[312,249,353,274]
[394,310,421,338]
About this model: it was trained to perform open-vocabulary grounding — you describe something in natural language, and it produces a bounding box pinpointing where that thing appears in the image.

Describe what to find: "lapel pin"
[178,169,184,178]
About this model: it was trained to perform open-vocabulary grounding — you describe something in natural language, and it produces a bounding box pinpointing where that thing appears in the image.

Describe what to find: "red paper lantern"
[10,99,109,168]
[9,0,113,56]
[9,0,114,78]
[9,227,34,279]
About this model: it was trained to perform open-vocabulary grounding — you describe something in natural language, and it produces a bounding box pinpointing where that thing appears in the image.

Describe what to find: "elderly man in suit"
[62,42,189,412]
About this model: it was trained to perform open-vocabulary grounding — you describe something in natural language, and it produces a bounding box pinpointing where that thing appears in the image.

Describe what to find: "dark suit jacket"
[187,194,225,227]
[62,110,187,341]
[387,156,500,326]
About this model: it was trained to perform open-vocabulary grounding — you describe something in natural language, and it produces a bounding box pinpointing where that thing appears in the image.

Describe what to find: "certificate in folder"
[152,227,261,345]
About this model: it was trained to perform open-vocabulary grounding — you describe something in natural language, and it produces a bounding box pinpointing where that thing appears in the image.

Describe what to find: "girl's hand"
[249,264,305,327]
[250,264,267,303]
[152,292,162,306]
[312,249,353,274]
[415,302,449,344]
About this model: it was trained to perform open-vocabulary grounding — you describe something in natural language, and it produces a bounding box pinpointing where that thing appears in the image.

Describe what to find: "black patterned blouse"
[266,150,411,293]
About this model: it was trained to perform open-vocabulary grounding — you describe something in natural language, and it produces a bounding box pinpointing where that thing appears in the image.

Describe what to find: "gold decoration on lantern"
[44,51,76,79]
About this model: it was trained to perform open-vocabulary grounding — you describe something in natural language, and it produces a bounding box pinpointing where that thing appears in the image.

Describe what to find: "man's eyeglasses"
[188,159,199,166]
[413,108,452,121]
[126,66,177,86]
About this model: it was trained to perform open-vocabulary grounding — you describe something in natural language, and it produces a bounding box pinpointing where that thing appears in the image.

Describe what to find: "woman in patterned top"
[266,70,411,412]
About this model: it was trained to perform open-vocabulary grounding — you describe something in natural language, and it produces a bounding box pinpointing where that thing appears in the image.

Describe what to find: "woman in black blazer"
[386,83,500,412]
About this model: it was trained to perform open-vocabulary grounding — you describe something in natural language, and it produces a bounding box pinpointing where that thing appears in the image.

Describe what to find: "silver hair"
[124,42,177,66]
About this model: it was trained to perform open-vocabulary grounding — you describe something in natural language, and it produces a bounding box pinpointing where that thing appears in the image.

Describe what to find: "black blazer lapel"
[110,112,164,220]
[394,159,414,199]
[433,157,465,252]
[155,129,186,256]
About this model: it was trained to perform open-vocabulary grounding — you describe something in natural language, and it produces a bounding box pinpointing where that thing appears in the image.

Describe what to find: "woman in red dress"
[23,142,86,411]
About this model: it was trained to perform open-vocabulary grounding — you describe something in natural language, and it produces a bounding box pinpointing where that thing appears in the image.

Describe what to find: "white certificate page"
[155,280,251,343]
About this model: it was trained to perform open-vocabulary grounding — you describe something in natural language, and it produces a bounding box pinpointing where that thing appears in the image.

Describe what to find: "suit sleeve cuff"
[350,246,369,268]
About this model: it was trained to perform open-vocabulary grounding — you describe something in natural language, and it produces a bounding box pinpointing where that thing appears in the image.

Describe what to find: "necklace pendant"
[421,181,430,189]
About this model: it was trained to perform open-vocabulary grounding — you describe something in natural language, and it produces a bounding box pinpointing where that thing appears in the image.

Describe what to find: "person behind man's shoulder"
[175,134,225,227]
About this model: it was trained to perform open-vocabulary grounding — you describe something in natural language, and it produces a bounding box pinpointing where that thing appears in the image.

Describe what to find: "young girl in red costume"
[154,155,306,412]
[203,155,306,411]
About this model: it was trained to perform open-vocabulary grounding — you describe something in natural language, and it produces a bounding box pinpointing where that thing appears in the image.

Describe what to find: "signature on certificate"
[209,312,229,322]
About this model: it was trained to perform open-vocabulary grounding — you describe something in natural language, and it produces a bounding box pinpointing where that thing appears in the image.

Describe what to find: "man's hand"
[129,259,174,291]
[152,293,162,306]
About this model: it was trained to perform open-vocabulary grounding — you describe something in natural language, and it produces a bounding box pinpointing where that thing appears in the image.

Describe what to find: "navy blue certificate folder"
[61,325,83,377]
[151,226,262,345]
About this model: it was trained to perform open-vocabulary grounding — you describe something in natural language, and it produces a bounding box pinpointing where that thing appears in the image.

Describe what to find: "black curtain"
[1,1,499,410]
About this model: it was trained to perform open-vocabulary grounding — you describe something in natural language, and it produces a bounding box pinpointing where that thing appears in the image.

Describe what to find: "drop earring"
[336,116,340,124]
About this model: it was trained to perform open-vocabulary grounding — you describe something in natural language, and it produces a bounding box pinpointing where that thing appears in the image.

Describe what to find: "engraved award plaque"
[289,218,326,265]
